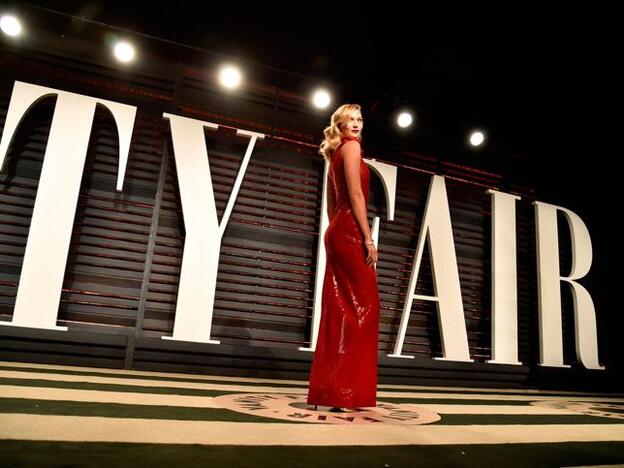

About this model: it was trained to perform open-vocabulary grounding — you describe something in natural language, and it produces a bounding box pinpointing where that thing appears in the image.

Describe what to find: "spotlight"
[218,64,242,89]
[396,111,414,129]
[0,14,22,37]
[113,41,135,63]
[468,129,486,147]
[312,88,331,109]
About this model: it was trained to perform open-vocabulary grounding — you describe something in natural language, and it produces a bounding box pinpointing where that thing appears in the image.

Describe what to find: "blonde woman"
[306,104,381,413]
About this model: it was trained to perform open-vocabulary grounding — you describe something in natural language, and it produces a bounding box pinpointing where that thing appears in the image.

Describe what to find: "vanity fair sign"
[0,81,605,371]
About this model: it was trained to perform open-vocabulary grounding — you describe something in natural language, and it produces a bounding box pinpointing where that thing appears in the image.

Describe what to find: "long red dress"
[306,135,381,409]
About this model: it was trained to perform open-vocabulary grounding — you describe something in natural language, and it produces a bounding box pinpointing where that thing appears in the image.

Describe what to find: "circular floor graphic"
[530,399,624,420]
[212,393,441,425]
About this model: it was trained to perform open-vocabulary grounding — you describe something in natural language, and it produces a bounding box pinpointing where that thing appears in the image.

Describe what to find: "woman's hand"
[365,241,378,267]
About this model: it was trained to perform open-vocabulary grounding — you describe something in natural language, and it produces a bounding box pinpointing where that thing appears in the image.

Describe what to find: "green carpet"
[1,361,623,467]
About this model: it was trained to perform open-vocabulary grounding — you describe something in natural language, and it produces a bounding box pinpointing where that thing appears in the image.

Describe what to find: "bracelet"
[365,241,375,246]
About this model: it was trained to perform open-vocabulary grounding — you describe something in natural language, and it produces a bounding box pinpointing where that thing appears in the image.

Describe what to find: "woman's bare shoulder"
[341,139,362,153]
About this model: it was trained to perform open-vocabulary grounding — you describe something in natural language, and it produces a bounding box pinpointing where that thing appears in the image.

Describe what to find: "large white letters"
[389,175,473,362]
[0,81,136,331]
[486,189,523,365]
[534,201,604,369]
[161,113,264,344]
[300,157,397,351]
[0,80,605,370]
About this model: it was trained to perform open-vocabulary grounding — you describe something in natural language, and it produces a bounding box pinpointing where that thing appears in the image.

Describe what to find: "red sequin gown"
[306,135,381,409]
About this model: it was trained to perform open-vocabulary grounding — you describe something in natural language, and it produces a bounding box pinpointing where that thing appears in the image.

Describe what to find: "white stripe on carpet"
[2,361,621,397]
[0,385,585,415]
[2,370,623,403]
[1,414,623,445]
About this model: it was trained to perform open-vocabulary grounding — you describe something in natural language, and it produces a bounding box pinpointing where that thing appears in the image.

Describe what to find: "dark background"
[2,1,616,316]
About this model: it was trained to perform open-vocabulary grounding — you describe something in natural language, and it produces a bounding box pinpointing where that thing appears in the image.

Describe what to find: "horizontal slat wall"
[0,5,619,391]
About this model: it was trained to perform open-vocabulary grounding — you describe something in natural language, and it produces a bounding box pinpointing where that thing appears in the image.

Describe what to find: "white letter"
[486,189,523,365]
[161,112,264,344]
[534,201,604,369]
[389,175,473,362]
[300,158,396,351]
[0,81,136,331]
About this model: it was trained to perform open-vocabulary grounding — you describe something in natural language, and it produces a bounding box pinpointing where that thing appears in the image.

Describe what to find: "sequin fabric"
[306,135,381,409]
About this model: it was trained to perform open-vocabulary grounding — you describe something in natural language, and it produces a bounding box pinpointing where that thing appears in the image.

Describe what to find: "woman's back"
[328,136,371,219]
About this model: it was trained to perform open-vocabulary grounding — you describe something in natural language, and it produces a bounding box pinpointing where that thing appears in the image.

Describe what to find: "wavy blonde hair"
[319,104,363,163]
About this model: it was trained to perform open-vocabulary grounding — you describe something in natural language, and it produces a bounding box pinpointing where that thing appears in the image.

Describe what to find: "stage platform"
[1,360,624,467]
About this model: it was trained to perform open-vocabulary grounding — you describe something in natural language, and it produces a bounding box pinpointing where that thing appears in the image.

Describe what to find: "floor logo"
[530,400,624,420]
[213,393,441,425]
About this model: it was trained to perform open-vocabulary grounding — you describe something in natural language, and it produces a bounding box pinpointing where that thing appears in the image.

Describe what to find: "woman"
[306,104,381,413]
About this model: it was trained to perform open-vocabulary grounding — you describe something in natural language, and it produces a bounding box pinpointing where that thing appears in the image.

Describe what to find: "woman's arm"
[342,140,373,243]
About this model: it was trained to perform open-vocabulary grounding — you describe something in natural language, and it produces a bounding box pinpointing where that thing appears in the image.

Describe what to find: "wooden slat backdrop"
[0,6,618,391]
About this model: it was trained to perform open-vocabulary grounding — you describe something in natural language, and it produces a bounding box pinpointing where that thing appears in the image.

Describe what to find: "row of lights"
[1,13,487,149]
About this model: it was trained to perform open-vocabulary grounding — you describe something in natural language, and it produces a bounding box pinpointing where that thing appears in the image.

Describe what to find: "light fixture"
[113,40,135,63]
[218,64,243,89]
[396,111,414,129]
[312,88,331,109]
[0,14,22,37]
[468,129,486,147]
